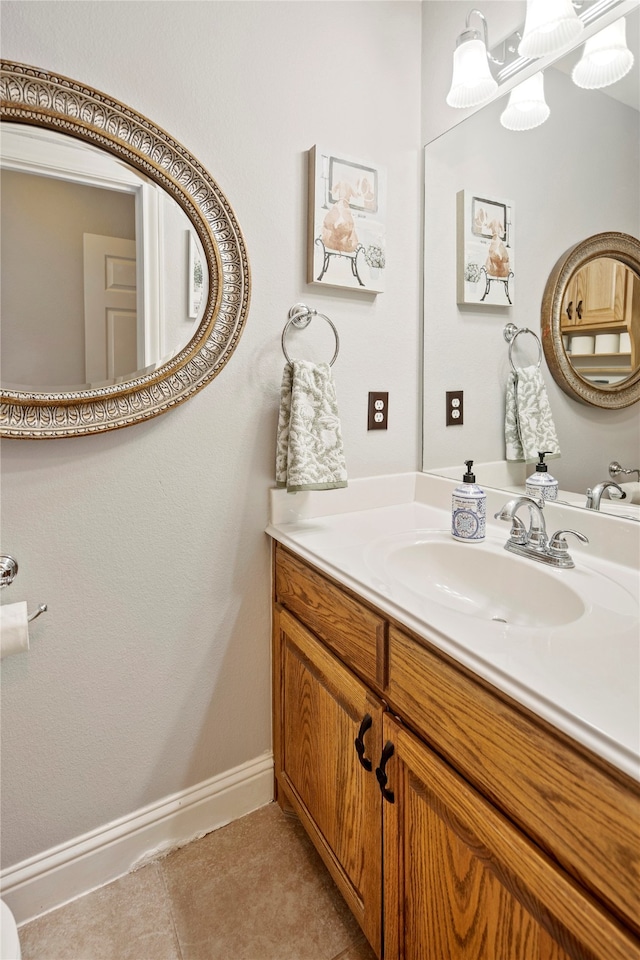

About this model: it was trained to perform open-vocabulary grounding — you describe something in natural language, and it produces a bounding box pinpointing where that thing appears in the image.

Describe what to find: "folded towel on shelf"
[276,359,348,493]
[505,363,560,464]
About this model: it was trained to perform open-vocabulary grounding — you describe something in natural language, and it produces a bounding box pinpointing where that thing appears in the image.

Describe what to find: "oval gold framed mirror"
[0,60,250,438]
[541,232,640,409]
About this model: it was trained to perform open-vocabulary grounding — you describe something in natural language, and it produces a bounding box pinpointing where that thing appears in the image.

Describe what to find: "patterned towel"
[276,360,348,493]
[505,364,560,464]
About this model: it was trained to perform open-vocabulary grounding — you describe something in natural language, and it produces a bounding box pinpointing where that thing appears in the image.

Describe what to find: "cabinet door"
[578,258,626,327]
[560,273,581,330]
[274,605,383,955]
[382,716,640,960]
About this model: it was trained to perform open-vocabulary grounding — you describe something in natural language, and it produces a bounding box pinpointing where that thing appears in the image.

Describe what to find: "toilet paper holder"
[0,555,48,621]
[609,461,640,482]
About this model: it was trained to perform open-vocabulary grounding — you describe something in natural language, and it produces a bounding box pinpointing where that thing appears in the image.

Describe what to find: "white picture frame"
[456,190,515,306]
[308,145,387,294]
[188,230,204,320]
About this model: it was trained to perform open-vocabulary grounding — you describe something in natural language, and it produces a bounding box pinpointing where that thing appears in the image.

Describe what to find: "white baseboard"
[1,752,274,926]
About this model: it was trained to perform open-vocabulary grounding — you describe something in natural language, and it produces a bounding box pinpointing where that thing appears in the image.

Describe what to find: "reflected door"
[83,234,137,384]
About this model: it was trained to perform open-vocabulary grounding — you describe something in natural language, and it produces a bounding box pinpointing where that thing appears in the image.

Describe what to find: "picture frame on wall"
[308,145,387,294]
[188,230,204,320]
[456,190,515,306]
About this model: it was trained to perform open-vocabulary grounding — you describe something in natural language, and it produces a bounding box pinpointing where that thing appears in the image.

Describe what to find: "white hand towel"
[505,364,560,464]
[276,360,348,493]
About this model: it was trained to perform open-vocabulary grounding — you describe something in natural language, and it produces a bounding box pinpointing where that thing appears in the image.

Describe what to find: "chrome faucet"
[495,495,548,552]
[585,480,625,510]
[495,495,588,568]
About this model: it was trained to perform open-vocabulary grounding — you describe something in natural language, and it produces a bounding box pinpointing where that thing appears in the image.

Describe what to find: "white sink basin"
[365,530,617,628]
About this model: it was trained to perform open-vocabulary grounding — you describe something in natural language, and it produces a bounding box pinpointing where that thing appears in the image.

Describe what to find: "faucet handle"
[549,529,589,560]
[493,504,528,543]
[507,516,528,544]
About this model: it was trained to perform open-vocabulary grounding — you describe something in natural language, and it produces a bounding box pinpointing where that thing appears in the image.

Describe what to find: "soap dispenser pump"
[525,451,559,501]
[452,460,486,542]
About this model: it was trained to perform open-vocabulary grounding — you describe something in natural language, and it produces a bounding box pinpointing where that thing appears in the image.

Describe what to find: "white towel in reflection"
[276,360,348,493]
[505,364,560,464]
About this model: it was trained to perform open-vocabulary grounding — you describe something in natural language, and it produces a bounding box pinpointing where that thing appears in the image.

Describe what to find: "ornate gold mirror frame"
[0,60,250,438]
[541,232,640,409]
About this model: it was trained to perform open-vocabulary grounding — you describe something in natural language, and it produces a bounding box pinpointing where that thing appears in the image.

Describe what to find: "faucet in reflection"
[495,495,588,569]
[585,481,625,511]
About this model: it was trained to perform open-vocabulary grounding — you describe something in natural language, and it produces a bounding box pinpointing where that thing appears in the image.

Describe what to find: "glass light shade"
[500,72,550,130]
[518,0,584,59]
[446,36,498,108]
[572,18,634,89]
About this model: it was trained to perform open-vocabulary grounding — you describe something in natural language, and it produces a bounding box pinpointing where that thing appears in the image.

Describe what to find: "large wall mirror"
[422,4,639,506]
[0,61,250,439]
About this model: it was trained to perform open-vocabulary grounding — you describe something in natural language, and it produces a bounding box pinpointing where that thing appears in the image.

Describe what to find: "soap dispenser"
[452,460,486,542]
[525,451,559,501]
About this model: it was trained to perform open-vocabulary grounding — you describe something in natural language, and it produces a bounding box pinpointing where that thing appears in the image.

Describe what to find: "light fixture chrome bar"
[580,0,627,25]
[493,0,629,83]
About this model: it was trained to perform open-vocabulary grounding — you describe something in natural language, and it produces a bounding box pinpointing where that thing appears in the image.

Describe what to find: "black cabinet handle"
[566,300,573,320]
[576,299,583,320]
[354,713,373,771]
[375,741,395,803]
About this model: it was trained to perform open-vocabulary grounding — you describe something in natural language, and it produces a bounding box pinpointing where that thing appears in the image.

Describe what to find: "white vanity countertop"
[266,473,640,781]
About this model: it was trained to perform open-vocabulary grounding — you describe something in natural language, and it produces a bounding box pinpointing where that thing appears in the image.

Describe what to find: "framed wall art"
[456,190,515,306]
[308,145,387,294]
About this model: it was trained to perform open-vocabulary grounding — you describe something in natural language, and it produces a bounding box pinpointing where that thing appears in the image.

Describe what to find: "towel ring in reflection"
[282,303,340,367]
[504,323,542,373]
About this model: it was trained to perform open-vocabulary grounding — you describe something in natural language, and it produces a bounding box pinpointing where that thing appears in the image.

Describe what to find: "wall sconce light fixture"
[572,16,634,87]
[446,1,635,125]
[500,72,551,130]
[446,8,499,109]
[518,0,585,59]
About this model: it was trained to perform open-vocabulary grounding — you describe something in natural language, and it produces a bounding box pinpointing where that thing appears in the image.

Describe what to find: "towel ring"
[504,323,542,373]
[282,303,340,367]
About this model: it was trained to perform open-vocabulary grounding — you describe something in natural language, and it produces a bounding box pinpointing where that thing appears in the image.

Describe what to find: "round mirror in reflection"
[1,123,209,393]
[541,232,640,408]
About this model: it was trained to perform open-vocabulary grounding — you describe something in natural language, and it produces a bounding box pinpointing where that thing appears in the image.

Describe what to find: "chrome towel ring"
[504,323,542,372]
[282,303,340,367]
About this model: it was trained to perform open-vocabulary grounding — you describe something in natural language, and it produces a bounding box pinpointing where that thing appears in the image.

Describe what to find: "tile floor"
[18,803,377,960]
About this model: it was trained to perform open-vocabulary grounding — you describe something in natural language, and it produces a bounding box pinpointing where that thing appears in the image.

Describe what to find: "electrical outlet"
[446,390,464,426]
[368,392,389,430]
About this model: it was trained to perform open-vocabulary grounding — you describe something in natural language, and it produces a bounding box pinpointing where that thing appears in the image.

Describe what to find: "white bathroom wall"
[0,0,422,870]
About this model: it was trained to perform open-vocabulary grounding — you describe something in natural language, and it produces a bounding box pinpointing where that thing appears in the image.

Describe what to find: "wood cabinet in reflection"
[561,257,639,378]
[561,257,639,333]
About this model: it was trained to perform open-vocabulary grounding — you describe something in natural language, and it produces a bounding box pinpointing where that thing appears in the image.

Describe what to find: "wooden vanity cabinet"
[273,602,384,954]
[383,716,637,960]
[272,543,640,960]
